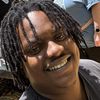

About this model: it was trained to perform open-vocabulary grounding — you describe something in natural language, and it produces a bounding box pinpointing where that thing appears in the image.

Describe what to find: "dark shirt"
[79,59,100,100]
[19,59,100,100]
[19,85,48,100]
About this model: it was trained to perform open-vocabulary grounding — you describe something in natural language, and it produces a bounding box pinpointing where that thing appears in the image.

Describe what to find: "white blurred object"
[2,0,9,4]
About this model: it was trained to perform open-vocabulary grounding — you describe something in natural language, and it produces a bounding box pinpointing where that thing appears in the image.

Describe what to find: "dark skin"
[18,11,87,100]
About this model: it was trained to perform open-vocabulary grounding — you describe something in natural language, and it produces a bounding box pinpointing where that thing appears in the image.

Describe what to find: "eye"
[31,45,41,55]
[54,33,66,42]
[24,42,42,56]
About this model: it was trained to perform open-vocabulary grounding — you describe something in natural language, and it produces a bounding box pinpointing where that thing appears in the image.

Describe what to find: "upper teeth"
[46,55,71,71]
[48,59,67,71]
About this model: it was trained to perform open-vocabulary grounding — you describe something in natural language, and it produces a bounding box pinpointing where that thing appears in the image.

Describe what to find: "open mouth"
[45,54,72,72]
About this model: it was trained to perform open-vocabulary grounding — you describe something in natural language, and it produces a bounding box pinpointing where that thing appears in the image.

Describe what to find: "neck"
[49,77,87,100]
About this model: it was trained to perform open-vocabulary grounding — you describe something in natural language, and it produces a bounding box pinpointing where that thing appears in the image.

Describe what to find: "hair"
[0,0,88,90]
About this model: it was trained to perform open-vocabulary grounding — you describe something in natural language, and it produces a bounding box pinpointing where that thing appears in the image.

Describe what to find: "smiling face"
[18,11,80,97]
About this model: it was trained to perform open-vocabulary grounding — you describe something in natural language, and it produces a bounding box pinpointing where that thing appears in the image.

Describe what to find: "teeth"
[46,55,71,71]
[49,60,67,71]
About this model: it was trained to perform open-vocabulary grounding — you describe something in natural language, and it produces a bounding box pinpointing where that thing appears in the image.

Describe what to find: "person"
[54,0,100,47]
[0,0,100,100]
[54,0,100,62]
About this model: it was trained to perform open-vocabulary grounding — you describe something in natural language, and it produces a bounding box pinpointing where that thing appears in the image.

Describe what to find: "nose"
[47,41,64,57]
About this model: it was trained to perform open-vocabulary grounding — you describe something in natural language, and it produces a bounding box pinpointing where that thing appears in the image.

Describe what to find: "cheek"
[24,57,41,80]
[24,52,45,74]
[24,56,47,85]
[64,39,76,51]
[28,56,38,62]
[25,57,41,69]
[64,39,80,64]
[24,55,44,75]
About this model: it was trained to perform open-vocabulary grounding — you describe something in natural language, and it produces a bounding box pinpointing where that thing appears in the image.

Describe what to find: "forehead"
[18,11,55,40]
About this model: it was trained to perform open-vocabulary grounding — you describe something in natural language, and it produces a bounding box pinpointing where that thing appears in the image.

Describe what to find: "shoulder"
[67,0,100,9]
[79,59,100,99]
[79,59,100,69]
[83,0,100,9]
[79,59,100,80]
[19,85,48,100]
[19,86,36,100]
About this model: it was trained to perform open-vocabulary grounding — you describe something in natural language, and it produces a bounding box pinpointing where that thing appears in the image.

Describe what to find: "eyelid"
[53,32,67,42]
[24,41,43,56]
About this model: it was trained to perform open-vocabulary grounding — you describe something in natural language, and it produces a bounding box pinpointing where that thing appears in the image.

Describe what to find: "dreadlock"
[0,0,88,90]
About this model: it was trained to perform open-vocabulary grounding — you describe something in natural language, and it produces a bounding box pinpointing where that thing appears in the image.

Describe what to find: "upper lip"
[44,54,72,71]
